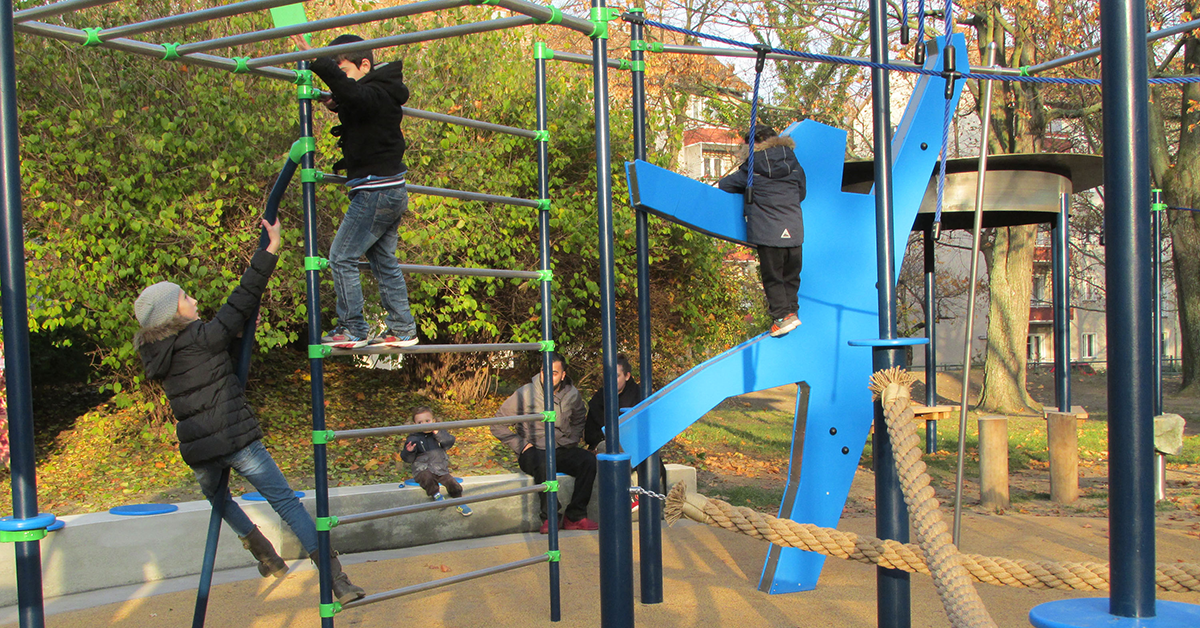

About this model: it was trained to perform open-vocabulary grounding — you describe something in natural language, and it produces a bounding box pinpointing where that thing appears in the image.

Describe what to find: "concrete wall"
[0,466,696,605]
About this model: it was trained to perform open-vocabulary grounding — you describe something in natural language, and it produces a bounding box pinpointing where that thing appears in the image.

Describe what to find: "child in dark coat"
[134,217,364,603]
[401,406,471,516]
[718,126,806,337]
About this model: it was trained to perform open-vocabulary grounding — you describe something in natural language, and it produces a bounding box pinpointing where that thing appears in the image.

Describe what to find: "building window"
[1027,335,1043,363]
[1032,275,1047,304]
[1082,333,1096,359]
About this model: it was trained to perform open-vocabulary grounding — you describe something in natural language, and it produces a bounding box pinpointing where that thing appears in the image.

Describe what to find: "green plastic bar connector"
[1152,188,1167,212]
[161,43,181,61]
[319,602,343,617]
[534,42,554,60]
[304,256,329,271]
[543,480,559,493]
[301,168,319,183]
[289,137,316,163]
[309,345,332,359]
[539,340,555,352]
[618,59,631,71]
[1019,66,1031,77]
[537,269,553,282]
[0,529,47,543]
[628,60,645,72]
[534,130,550,142]
[536,198,551,212]
[588,7,620,39]
[232,57,251,74]
[297,85,319,100]
[542,410,556,422]
[546,550,561,562]
[82,27,102,47]
[293,69,313,86]
[316,516,339,531]
[649,42,664,53]
[630,39,648,52]
[535,5,563,24]
[312,429,336,444]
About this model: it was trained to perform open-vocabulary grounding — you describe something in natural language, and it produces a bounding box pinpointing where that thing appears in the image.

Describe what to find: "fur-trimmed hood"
[135,316,198,381]
[734,135,795,161]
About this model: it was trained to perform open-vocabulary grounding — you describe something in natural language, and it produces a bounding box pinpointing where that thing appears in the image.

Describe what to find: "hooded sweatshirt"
[490,374,587,453]
[311,57,409,180]
[717,135,806,247]
[135,251,276,466]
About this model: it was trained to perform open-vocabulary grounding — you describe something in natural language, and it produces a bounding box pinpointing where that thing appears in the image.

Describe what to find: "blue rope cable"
[943,0,954,35]
[935,94,952,227]
[916,0,926,45]
[902,0,908,42]
[642,19,1200,85]
[746,69,761,195]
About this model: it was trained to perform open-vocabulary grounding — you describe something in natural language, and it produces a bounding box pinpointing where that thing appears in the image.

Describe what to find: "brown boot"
[310,550,366,603]
[240,526,288,579]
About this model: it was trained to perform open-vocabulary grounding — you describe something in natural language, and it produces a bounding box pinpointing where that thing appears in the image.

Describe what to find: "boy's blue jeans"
[192,440,318,554]
[329,185,416,338]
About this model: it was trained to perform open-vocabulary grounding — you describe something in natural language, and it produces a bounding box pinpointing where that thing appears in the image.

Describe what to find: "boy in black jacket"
[401,406,471,516]
[718,126,806,337]
[134,217,365,603]
[293,33,418,350]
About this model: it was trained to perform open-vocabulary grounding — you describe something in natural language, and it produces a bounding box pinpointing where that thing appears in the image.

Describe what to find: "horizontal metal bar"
[336,484,549,526]
[1028,17,1200,74]
[551,50,625,69]
[495,0,594,36]
[99,0,304,41]
[357,262,541,280]
[657,43,1024,77]
[401,107,537,138]
[330,342,543,356]
[177,0,469,55]
[14,21,296,82]
[13,0,118,23]
[331,414,543,441]
[341,554,550,610]
[408,184,540,208]
[248,16,536,68]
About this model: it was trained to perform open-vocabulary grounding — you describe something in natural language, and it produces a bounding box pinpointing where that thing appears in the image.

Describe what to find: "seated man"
[585,353,667,511]
[491,353,598,533]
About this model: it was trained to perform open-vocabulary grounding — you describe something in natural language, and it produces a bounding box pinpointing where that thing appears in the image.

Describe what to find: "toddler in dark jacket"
[718,125,806,337]
[401,406,471,516]
[133,217,364,603]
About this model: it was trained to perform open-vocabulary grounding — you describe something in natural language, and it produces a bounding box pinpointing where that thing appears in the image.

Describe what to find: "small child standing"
[401,406,471,516]
[134,217,365,603]
[717,125,806,337]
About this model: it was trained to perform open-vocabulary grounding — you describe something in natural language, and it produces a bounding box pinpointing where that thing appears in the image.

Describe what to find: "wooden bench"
[910,403,955,422]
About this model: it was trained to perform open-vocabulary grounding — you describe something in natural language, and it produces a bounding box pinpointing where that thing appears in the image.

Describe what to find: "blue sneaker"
[457,503,473,517]
[321,327,368,349]
[370,333,419,348]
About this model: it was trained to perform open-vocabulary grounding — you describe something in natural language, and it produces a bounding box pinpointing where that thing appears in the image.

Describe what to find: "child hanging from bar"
[291,32,418,350]
[718,125,806,337]
[401,406,472,516]
[133,216,366,603]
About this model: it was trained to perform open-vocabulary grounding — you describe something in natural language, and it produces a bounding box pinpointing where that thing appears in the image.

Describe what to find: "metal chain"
[630,486,668,502]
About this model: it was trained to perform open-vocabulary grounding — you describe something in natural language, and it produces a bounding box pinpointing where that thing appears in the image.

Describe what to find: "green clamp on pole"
[293,69,313,86]
[319,602,343,617]
[1152,188,1167,212]
[630,39,648,52]
[544,480,559,493]
[289,137,316,164]
[648,42,664,53]
[297,85,319,100]
[534,42,555,60]
[304,256,329,271]
[81,27,102,47]
[546,550,561,562]
[534,130,550,142]
[312,429,336,445]
[161,43,181,61]
[316,516,339,531]
[535,4,563,24]
[0,529,47,543]
[536,198,551,212]
[309,344,332,359]
[232,57,251,74]
[537,269,553,282]
[301,168,319,183]
[627,59,645,72]
[542,410,556,422]
[1019,66,1031,77]
[539,340,556,352]
[618,59,631,71]
[588,7,620,39]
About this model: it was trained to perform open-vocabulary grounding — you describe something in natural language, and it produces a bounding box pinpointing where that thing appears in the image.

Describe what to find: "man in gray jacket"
[491,353,598,533]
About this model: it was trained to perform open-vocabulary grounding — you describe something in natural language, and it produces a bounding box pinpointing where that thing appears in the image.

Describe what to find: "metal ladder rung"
[330,414,543,442]
[329,342,542,356]
[356,261,542,280]
[340,554,551,611]
[335,484,548,526]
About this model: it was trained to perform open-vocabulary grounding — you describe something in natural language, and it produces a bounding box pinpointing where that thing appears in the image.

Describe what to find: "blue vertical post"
[1052,194,1071,413]
[1151,190,1163,416]
[592,1,634,626]
[1100,0,1155,617]
[627,7,664,606]
[533,43,562,622]
[922,227,938,452]
[868,0,910,625]
[0,1,47,625]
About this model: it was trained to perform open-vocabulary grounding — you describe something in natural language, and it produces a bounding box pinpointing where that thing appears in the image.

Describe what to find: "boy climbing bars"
[718,126,806,337]
[292,33,418,349]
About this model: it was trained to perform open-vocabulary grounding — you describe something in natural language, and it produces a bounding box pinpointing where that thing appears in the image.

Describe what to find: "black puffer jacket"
[135,251,277,466]
[717,135,806,247]
[311,57,409,180]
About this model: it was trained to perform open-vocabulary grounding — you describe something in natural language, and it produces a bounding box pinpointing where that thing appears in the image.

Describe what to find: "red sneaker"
[563,516,599,531]
[539,517,561,534]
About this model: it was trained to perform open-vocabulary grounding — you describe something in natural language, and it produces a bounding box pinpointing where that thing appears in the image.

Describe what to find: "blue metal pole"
[627,8,664,606]
[533,45,562,622]
[868,0,910,624]
[923,227,938,453]
[191,469,229,628]
[593,1,634,626]
[1052,194,1071,413]
[1152,194,1163,416]
[0,1,46,625]
[1100,0,1156,616]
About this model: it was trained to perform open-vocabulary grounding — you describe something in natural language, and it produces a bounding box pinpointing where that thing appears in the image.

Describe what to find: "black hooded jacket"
[717,135,806,247]
[311,57,409,180]
[135,251,276,466]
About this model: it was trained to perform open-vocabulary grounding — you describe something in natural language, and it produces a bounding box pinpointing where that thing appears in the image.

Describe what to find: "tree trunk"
[1168,210,1200,393]
[978,225,1043,414]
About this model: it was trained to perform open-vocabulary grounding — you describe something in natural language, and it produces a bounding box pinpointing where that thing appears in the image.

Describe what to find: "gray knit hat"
[134,281,183,329]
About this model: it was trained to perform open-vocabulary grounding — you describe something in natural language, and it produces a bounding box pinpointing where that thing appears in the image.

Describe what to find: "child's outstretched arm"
[196,217,281,350]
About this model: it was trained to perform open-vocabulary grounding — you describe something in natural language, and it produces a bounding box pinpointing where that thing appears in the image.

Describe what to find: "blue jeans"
[192,440,318,554]
[329,185,416,338]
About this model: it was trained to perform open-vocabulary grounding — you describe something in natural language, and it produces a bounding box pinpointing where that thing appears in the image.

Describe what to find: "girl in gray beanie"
[133,217,364,603]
